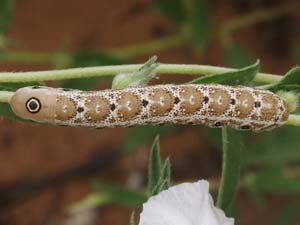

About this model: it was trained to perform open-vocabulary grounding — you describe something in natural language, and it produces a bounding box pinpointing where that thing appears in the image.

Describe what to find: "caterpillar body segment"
[9,84,289,131]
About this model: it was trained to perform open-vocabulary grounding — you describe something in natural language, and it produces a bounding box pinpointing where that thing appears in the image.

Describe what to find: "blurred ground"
[0,0,299,225]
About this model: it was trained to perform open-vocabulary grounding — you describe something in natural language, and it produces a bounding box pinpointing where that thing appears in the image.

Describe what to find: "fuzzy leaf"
[112,56,158,90]
[190,60,259,86]
[148,135,162,193]
[267,67,300,92]
[129,211,135,225]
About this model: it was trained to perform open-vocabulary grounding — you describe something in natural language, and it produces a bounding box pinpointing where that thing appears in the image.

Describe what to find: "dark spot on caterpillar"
[77,107,84,113]
[95,127,104,130]
[63,88,71,92]
[230,99,236,105]
[203,96,209,104]
[254,101,261,107]
[110,104,116,111]
[214,121,223,127]
[26,97,41,113]
[241,125,251,130]
[188,122,194,125]
[280,106,284,111]
[158,123,165,126]
[174,97,180,104]
[274,117,280,122]
[32,86,41,89]
[142,99,149,107]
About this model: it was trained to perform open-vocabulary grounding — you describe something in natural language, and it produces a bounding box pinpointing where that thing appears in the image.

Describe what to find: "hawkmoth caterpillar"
[9,84,289,131]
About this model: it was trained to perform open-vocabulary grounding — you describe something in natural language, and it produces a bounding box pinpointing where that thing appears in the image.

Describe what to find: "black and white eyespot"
[26,97,41,113]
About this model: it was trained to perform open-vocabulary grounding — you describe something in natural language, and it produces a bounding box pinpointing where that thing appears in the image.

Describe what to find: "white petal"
[138,180,234,225]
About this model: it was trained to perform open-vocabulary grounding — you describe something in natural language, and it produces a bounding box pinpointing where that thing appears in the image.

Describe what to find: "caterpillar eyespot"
[26,97,41,113]
[9,84,289,132]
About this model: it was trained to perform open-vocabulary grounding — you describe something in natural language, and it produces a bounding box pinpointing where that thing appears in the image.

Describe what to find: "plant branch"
[0,90,14,102]
[0,63,282,83]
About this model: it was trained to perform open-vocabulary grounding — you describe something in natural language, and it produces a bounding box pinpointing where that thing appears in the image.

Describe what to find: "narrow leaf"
[148,135,162,193]
[112,56,158,90]
[189,60,259,86]
[129,211,135,225]
[217,127,242,215]
[267,67,300,92]
[161,158,171,188]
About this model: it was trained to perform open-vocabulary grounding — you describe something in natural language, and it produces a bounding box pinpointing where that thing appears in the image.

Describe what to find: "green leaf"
[272,204,300,225]
[217,127,242,215]
[161,158,171,188]
[0,0,13,33]
[185,1,211,52]
[152,0,186,23]
[246,168,300,194]
[93,182,147,207]
[129,211,135,225]
[148,135,162,193]
[267,67,300,92]
[151,158,172,196]
[225,44,254,68]
[112,56,158,90]
[190,60,259,86]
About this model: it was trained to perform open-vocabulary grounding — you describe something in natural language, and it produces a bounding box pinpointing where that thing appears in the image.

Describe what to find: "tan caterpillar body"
[9,84,289,131]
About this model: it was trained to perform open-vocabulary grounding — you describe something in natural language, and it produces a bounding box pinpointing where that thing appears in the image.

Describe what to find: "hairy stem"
[0,63,282,83]
[0,90,14,102]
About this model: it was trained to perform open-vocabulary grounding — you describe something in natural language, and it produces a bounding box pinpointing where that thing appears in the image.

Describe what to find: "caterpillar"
[9,84,289,131]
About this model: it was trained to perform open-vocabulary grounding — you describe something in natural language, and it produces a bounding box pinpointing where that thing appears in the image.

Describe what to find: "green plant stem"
[0,63,282,83]
[217,127,242,213]
[0,90,13,102]
[221,3,300,46]
[286,115,300,126]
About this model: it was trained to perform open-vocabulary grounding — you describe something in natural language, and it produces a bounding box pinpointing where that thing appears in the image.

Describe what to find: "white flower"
[138,180,234,225]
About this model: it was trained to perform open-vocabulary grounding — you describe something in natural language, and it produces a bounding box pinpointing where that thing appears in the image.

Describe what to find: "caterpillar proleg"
[9,84,289,131]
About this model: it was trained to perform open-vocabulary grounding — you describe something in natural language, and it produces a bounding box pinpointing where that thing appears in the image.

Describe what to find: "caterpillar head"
[10,86,59,122]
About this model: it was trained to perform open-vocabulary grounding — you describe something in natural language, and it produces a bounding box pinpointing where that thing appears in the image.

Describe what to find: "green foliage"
[225,44,255,68]
[148,135,162,192]
[267,67,300,92]
[0,82,42,91]
[246,167,300,194]
[217,127,242,215]
[112,56,158,90]
[151,158,171,195]
[190,60,259,85]
[152,0,186,24]
[184,1,211,52]
[147,136,172,196]
[0,0,13,33]
[243,127,300,167]
[93,182,147,207]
